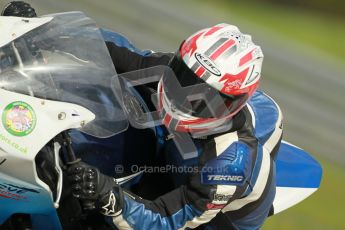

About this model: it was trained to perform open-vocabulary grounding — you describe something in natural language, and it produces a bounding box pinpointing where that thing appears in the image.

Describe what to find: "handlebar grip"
[81,200,96,211]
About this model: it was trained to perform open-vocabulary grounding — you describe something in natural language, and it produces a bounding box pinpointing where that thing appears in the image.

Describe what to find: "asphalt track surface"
[2,0,344,165]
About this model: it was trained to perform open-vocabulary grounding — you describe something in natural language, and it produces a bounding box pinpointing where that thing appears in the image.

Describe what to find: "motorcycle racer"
[71,25,283,230]
[2,2,283,229]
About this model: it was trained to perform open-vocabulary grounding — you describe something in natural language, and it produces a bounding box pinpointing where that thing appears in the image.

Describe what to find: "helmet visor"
[165,54,247,118]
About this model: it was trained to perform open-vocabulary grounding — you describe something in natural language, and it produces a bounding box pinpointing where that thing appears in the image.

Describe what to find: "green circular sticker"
[2,101,37,136]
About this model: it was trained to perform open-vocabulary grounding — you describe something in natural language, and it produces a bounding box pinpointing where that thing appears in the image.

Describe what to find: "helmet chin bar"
[118,66,235,160]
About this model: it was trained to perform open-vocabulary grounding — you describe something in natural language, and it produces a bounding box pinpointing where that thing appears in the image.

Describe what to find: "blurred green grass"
[2,0,344,229]
[264,157,344,230]
[199,0,345,63]
[193,1,345,229]
[30,0,344,229]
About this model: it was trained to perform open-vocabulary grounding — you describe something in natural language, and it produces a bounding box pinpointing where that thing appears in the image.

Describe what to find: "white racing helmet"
[159,23,264,133]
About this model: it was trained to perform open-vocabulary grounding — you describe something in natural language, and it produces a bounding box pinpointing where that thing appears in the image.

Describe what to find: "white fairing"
[0,16,53,47]
[0,12,128,205]
[0,88,95,191]
[273,187,317,214]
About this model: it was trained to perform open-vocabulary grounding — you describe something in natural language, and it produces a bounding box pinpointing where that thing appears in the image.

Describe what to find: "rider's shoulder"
[245,90,283,143]
[247,90,282,114]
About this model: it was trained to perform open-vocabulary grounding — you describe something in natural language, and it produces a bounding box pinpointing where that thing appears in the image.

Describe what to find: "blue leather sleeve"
[122,196,203,230]
[200,142,252,186]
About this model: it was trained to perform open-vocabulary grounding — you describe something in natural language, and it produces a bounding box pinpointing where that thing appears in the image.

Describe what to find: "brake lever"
[59,132,96,212]
[53,142,63,208]
[52,131,80,208]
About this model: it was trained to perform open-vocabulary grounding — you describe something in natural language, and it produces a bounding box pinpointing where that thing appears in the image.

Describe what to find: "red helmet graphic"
[159,23,264,133]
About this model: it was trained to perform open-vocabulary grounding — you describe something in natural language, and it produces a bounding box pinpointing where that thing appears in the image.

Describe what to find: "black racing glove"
[67,162,124,216]
[1,1,37,17]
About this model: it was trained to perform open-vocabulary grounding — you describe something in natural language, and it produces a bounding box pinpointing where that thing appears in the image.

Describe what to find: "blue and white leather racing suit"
[102,31,283,230]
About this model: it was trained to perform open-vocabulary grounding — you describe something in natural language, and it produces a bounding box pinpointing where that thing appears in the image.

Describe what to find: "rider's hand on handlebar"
[67,162,123,216]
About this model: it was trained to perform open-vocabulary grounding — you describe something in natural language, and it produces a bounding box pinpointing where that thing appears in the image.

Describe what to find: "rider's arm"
[113,175,228,229]
[105,41,173,73]
[109,137,253,229]
[109,98,283,229]
[67,99,281,229]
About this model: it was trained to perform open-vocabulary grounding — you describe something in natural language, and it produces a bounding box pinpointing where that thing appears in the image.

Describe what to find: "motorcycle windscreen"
[0,12,128,138]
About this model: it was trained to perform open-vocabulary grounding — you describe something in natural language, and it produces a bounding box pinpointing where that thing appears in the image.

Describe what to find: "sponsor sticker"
[2,101,36,136]
[0,133,28,154]
[206,203,225,210]
[226,79,242,89]
[0,182,39,201]
[213,193,232,202]
[195,52,221,76]
[207,175,244,183]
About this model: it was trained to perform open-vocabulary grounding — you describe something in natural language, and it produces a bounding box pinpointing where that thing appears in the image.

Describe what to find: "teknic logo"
[195,52,221,76]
